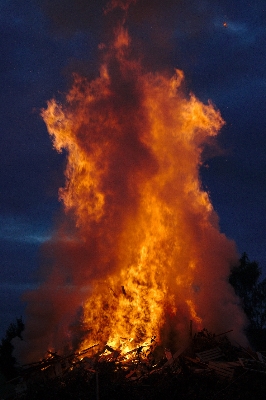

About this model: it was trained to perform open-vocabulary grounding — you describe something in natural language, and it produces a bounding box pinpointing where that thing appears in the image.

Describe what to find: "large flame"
[38,24,246,357]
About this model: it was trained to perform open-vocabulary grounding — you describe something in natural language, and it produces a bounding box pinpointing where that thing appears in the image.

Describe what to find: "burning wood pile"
[3,329,266,399]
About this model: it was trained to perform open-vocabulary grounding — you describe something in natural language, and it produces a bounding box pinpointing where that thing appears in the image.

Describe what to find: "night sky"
[0,0,265,337]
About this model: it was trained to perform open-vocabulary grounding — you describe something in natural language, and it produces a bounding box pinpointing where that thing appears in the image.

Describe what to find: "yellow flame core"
[41,28,234,355]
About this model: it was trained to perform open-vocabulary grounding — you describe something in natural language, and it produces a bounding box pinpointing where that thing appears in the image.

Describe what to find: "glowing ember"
[19,2,247,364]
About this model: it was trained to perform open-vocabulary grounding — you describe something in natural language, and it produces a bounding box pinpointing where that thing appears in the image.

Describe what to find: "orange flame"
[37,21,247,359]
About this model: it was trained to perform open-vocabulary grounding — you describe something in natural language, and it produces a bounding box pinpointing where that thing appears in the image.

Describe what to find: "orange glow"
[186,300,202,329]
[114,27,130,48]
[38,17,247,361]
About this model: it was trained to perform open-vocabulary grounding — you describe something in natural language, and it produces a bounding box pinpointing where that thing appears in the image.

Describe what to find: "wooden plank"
[164,349,173,362]
[197,348,223,357]
[125,370,137,379]
[224,361,242,367]
[196,347,224,362]
[54,362,63,377]
[257,352,266,364]
[208,361,234,379]
[163,344,188,367]
[239,358,266,374]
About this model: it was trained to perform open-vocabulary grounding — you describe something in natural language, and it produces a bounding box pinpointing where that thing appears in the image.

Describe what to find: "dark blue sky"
[0,0,265,337]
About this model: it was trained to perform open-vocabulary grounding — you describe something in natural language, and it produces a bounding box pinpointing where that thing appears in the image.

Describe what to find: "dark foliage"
[0,318,24,380]
[229,253,266,350]
[229,253,266,330]
[229,253,261,297]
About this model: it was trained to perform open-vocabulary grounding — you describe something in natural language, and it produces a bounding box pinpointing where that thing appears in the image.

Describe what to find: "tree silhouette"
[251,278,266,329]
[229,253,266,330]
[0,318,24,380]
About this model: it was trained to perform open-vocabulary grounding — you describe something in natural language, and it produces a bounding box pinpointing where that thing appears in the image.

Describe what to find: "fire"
[25,4,247,362]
